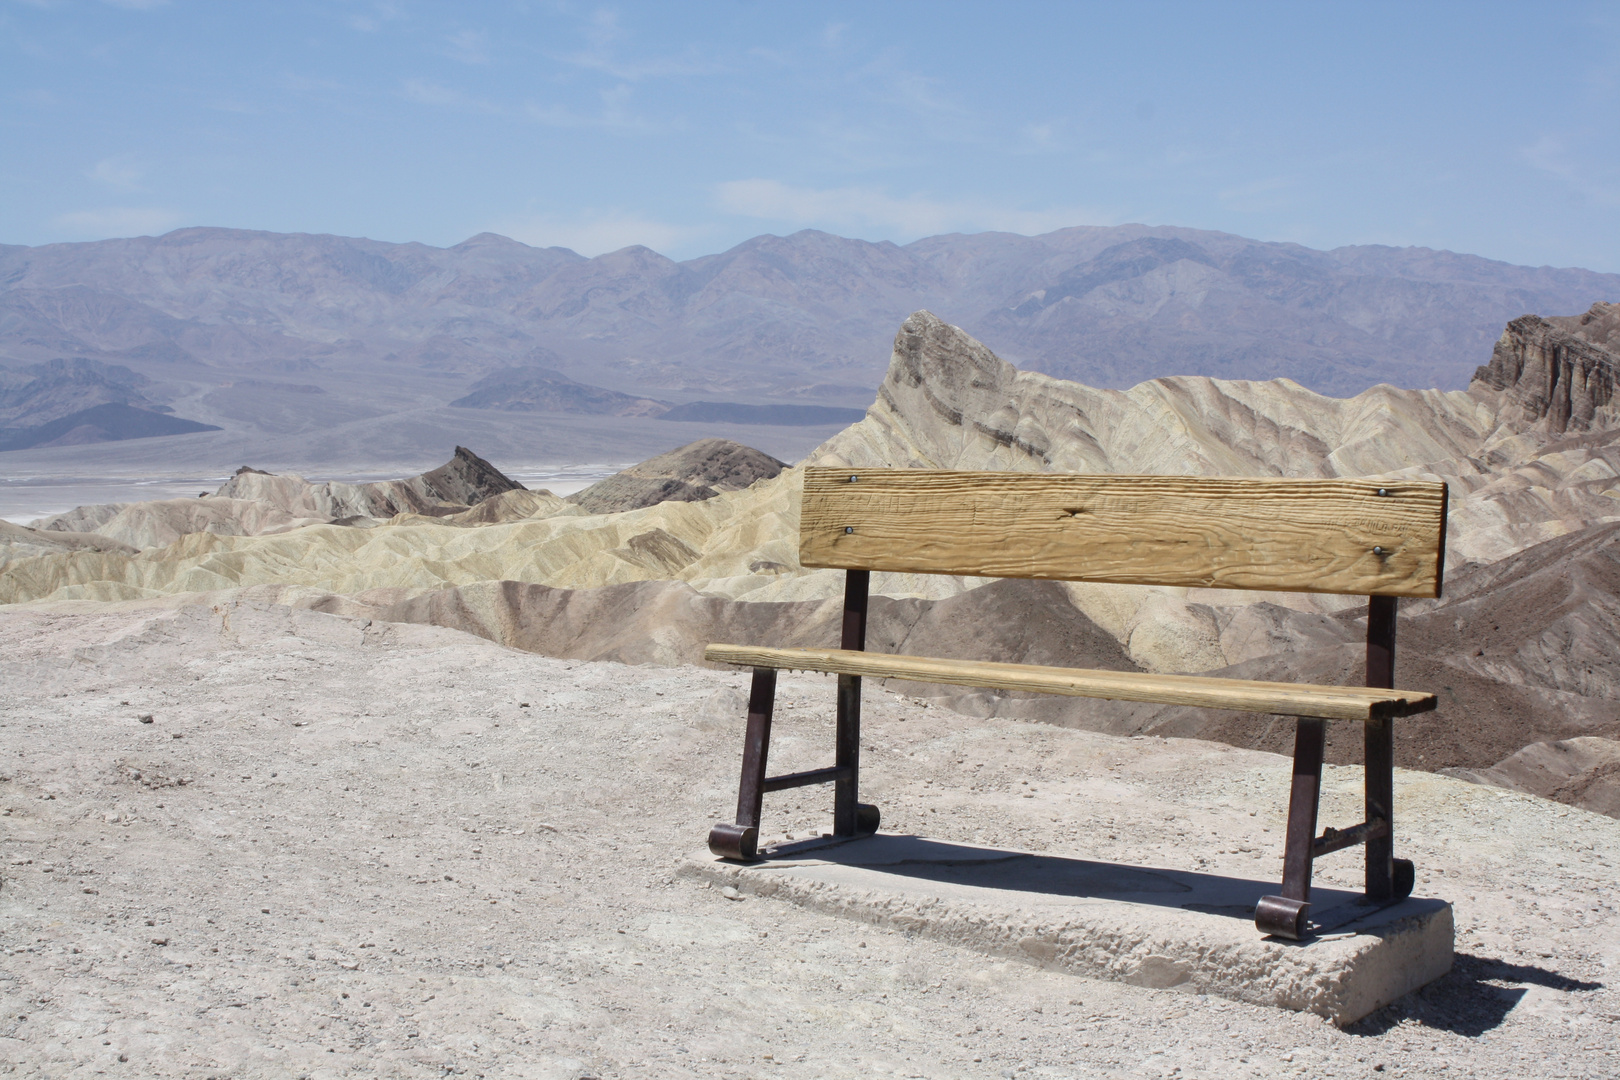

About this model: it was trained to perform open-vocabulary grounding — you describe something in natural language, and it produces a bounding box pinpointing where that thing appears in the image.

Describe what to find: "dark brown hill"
[0,358,163,426]
[413,446,526,507]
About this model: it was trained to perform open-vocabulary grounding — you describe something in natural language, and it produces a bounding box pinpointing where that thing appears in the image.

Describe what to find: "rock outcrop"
[1549,299,1620,351]
[568,438,785,514]
[409,445,528,507]
[1472,306,1620,434]
[815,310,1498,478]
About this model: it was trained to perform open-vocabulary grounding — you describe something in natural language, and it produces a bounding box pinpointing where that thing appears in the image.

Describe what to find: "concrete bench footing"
[680,833,1453,1027]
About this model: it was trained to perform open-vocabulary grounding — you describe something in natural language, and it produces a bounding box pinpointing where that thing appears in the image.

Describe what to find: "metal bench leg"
[708,667,777,860]
[833,569,879,838]
[1256,716,1325,939]
[1365,595,1414,902]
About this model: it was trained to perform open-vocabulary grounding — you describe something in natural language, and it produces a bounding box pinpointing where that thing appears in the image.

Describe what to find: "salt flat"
[1,602,1615,1078]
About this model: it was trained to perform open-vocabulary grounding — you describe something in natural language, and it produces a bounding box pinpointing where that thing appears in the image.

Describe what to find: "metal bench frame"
[707,469,1444,940]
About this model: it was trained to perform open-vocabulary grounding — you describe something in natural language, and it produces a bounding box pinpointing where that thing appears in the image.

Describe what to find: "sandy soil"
[1,602,1616,1079]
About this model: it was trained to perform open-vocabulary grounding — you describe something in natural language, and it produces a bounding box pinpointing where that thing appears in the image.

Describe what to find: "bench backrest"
[799,468,1448,598]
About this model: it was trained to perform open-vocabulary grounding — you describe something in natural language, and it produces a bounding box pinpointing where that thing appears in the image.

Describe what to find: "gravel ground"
[1,601,1616,1079]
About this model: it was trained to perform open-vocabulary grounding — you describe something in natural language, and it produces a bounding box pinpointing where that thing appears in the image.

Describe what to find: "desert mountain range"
[3,225,1619,470]
[3,306,1618,820]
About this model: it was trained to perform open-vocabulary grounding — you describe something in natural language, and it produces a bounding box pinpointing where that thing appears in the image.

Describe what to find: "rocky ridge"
[29,445,526,550]
[5,310,1620,813]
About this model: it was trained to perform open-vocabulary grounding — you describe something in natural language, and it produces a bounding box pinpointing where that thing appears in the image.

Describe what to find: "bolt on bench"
[705,468,1448,940]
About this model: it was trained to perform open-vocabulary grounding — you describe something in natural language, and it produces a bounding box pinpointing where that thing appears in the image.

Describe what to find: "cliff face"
[1473,303,1620,434]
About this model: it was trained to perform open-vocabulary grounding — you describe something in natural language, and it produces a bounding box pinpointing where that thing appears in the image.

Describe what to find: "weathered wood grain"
[799,468,1448,598]
[703,644,1438,722]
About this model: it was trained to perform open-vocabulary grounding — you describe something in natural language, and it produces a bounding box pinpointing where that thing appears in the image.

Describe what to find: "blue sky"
[3,1,1619,271]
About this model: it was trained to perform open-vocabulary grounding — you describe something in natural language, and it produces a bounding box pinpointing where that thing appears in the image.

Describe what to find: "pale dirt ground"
[1,602,1616,1080]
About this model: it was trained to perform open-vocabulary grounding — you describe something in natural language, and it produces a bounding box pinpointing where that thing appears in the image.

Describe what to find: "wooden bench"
[705,468,1448,940]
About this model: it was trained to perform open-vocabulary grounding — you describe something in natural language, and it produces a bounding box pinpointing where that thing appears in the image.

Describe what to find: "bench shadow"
[1346,953,1604,1037]
[757,833,1381,932]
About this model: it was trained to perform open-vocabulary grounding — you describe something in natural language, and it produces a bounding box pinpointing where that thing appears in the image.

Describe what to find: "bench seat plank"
[703,644,1436,722]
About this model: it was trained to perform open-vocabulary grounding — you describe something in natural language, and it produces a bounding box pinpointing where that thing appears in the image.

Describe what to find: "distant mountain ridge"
[2,223,1617,465]
[4,225,1617,400]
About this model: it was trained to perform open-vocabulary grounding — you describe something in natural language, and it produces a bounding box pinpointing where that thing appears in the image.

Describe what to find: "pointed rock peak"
[890,310,1017,395]
[417,446,526,505]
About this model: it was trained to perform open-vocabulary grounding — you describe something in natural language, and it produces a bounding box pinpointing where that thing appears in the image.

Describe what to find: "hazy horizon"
[3,2,1617,272]
[10,219,1616,276]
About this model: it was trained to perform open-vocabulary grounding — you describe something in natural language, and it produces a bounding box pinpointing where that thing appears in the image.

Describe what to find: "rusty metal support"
[1256,715,1326,939]
[711,569,880,859]
[707,667,777,860]
[761,765,852,793]
[1365,594,1399,903]
[833,570,878,837]
[1312,818,1390,858]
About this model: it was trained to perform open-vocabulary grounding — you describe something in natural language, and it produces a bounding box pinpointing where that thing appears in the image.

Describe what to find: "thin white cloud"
[1217,175,1297,214]
[557,49,719,81]
[494,212,705,258]
[86,155,145,191]
[279,72,350,96]
[715,179,1102,239]
[346,1,402,33]
[1522,134,1573,179]
[1022,123,1057,149]
[401,79,495,112]
[522,92,657,133]
[553,7,720,82]
[1521,134,1620,207]
[446,29,488,65]
[54,207,182,237]
[399,76,657,130]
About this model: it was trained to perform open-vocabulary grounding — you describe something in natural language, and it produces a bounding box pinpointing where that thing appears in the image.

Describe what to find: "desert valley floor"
[1,601,1616,1079]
